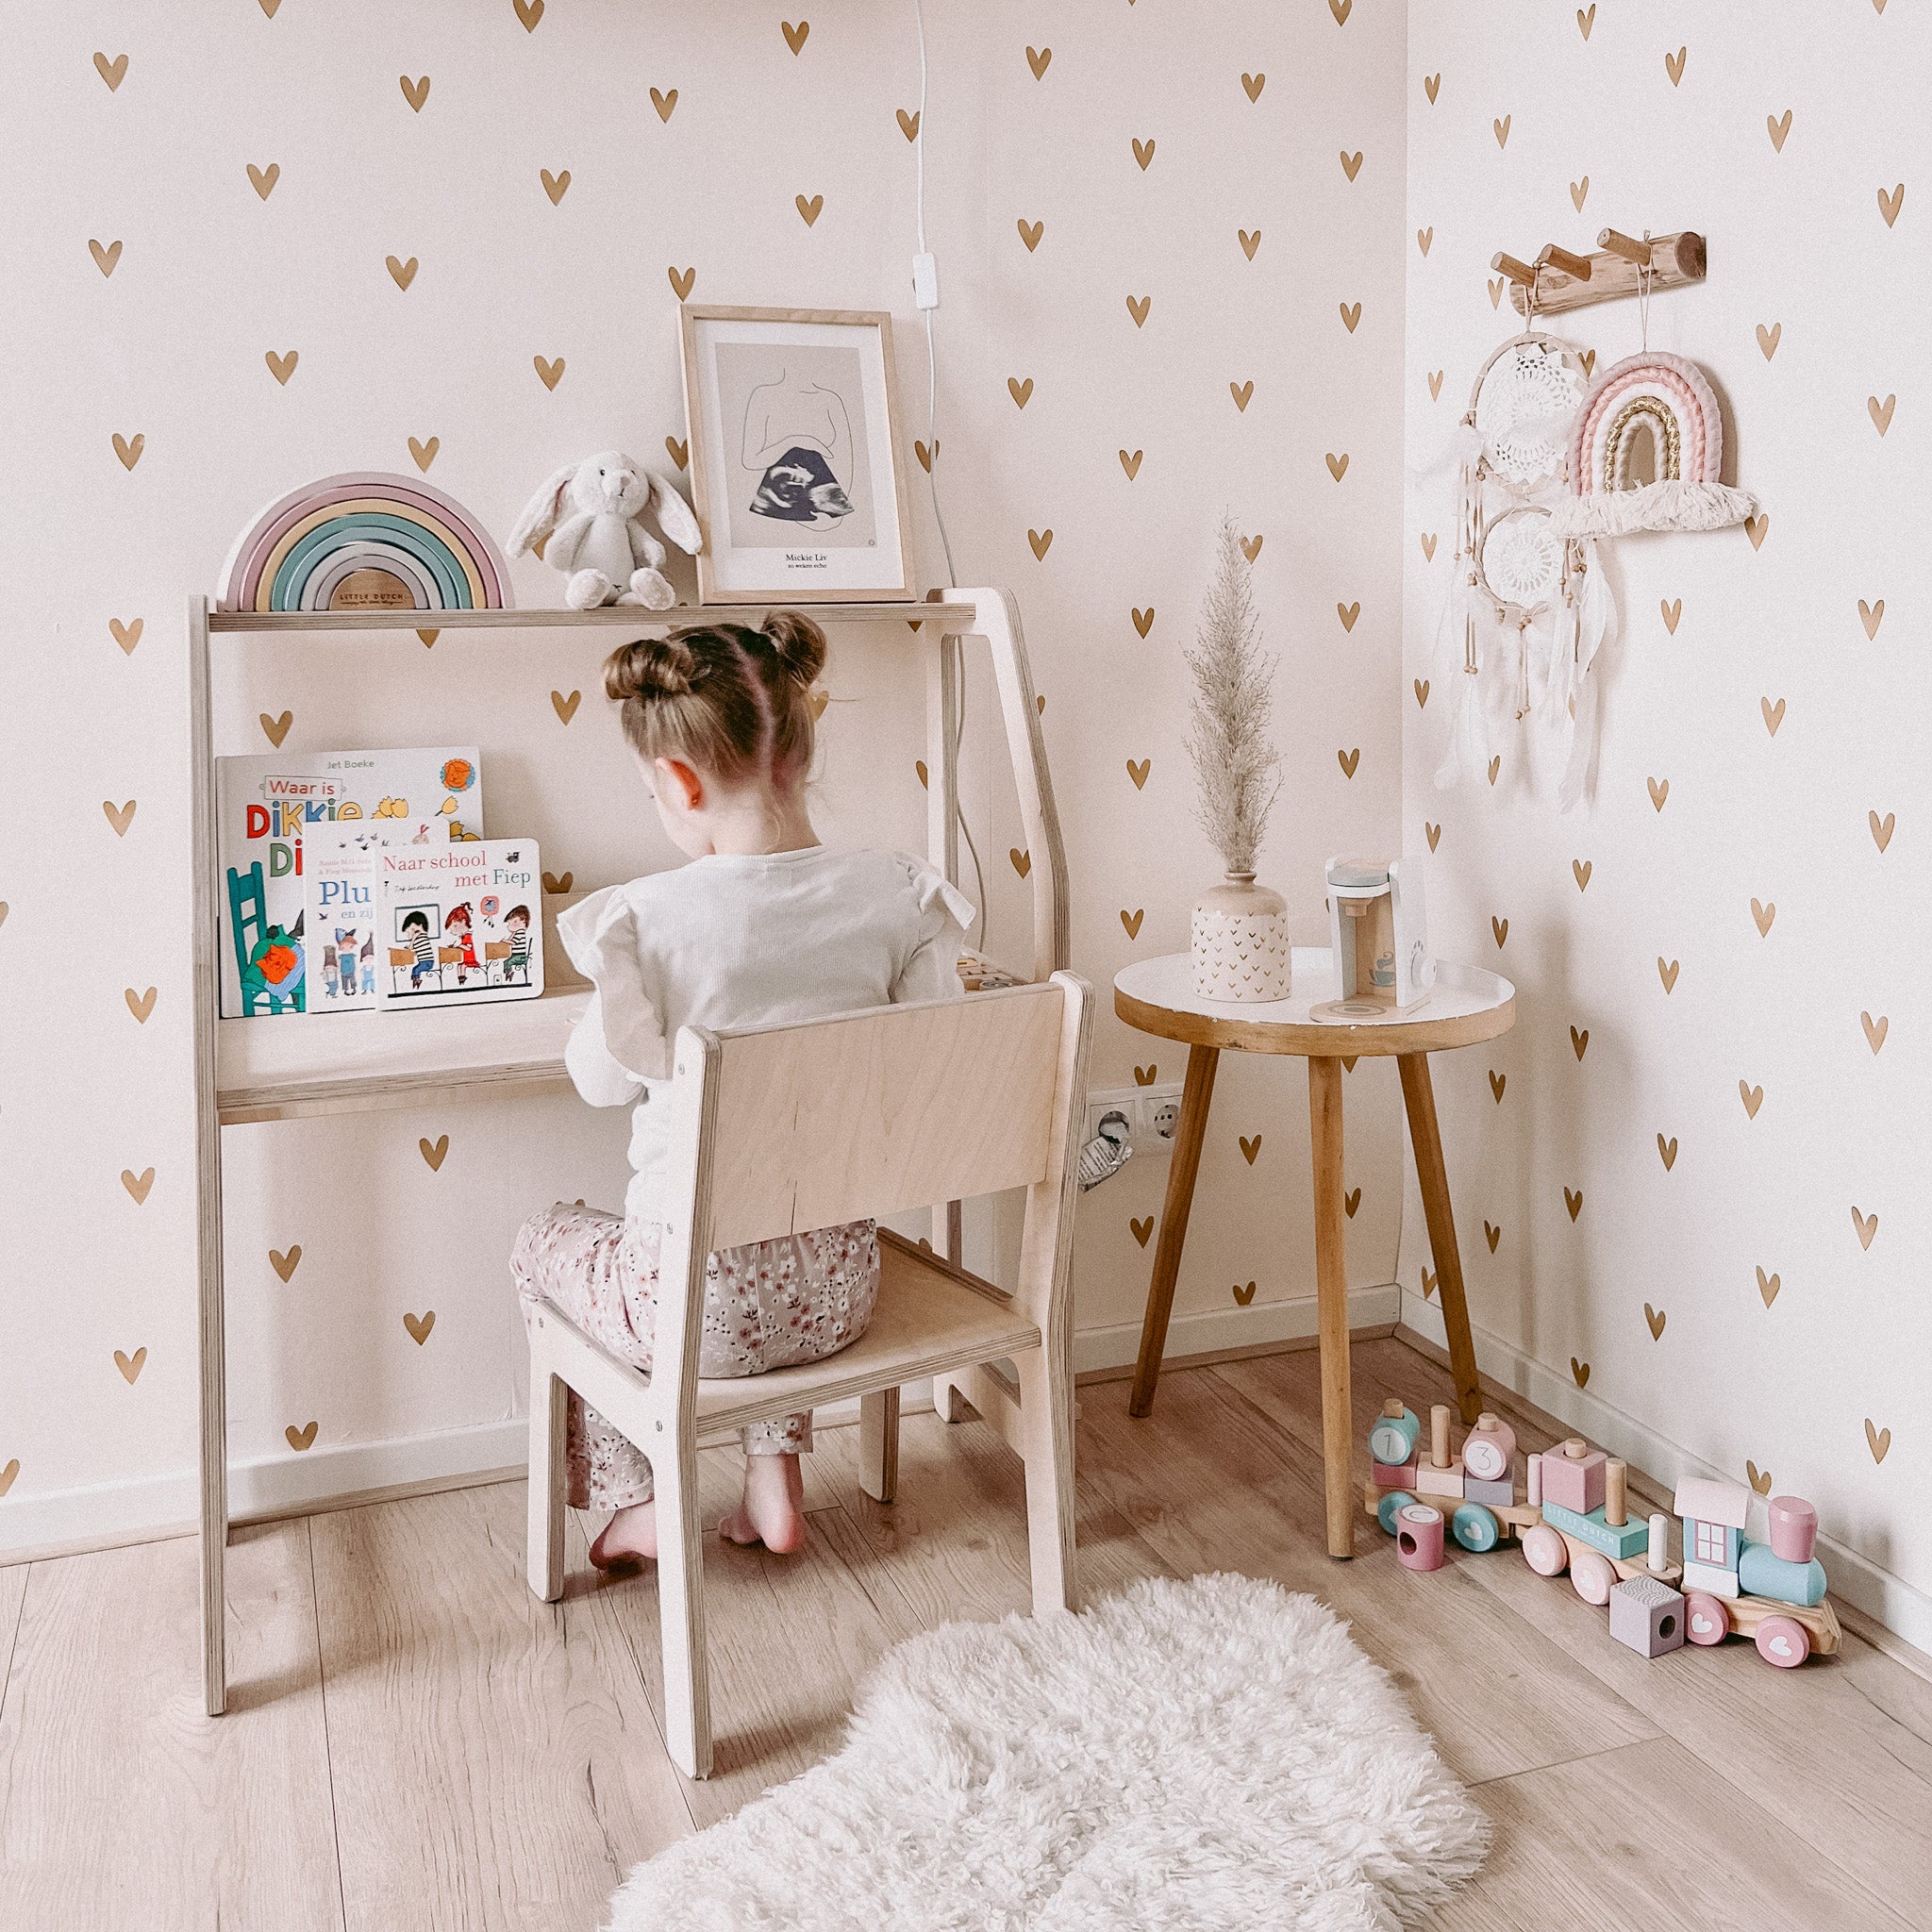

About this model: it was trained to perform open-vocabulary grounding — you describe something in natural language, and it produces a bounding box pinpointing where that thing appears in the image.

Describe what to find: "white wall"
[1401,0,1928,1641]
[0,1,1408,1552]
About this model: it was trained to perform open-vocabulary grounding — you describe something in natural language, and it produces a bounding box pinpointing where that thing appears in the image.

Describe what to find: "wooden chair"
[524,972,1093,1778]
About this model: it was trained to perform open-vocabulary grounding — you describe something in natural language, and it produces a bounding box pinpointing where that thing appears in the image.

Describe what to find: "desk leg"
[1307,1056,1354,1559]
[1398,1052,1481,1425]
[1127,1043,1218,1418]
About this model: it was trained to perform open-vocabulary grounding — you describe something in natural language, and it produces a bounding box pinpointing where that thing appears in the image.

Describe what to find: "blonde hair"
[602,611,827,787]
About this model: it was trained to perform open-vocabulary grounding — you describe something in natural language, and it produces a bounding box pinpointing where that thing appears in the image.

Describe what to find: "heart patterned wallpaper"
[0,2,1407,1552]
[1402,0,1924,1636]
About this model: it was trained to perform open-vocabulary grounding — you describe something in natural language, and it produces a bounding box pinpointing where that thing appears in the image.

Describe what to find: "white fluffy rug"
[608,1573,1488,1931]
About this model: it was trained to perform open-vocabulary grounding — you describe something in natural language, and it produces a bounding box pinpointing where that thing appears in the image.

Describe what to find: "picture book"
[215,747,482,1018]
[301,827,386,1010]
[377,839,543,1010]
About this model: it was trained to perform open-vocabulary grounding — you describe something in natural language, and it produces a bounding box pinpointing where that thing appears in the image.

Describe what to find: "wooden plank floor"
[1,1333,1926,1931]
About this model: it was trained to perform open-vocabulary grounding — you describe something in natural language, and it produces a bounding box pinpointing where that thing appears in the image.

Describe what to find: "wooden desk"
[1113,947,1515,1558]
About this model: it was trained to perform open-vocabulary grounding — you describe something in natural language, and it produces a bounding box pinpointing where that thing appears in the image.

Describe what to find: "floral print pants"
[512,1201,879,1510]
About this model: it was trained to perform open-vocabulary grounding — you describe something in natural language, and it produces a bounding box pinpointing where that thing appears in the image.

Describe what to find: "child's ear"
[654,757,703,812]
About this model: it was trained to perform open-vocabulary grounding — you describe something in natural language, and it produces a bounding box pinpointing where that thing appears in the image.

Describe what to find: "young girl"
[512,611,973,1567]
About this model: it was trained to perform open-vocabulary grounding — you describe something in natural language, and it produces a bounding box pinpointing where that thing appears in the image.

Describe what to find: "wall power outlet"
[1084,1082,1185,1159]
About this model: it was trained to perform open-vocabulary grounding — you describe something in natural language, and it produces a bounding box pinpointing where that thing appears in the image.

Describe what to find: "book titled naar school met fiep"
[377,840,543,1010]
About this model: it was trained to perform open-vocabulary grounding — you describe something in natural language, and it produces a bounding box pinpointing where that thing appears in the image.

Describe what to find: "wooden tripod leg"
[1307,1056,1355,1559]
[1398,1052,1481,1425]
[1127,1043,1219,1418]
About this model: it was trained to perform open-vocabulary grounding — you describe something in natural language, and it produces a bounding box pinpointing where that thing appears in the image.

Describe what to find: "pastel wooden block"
[1681,1557,1740,1600]
[1373,1459,1419,1489]
[1368,1400,1422,1467]
[1541,1441,1607,1515]
[1394,1502,1445,1571]
[1461,1411,1516,1484]
[1739,1539,1827,1607]
[1541,1497,1651,1561]
[1464,1474,1515,1507]
[1609,1575,1687,1657]
[1413,1457,1464,1500]
[1768,1495,1818,1564]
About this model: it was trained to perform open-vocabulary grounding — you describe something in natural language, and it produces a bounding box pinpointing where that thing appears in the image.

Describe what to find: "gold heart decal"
[668,264,696,299]
[1324,453,1349,482]
[1338,748,1360,778]
[1761,696,1785,735]
[1485,1221,1501,1253]
[1127,758,1149,790]
[1127,294,1151,327]
[1341,149,1362,181]
[1644,1304,1666,1340]
[110,617,143,655]
[417,629,440,648]
[1240,534,1262,562]
[1745,513,1768,549]
[1757,1266,1781,1307]
[1239,228,1262,259]
[1571,1357,1591,1388]
[1487,755,1501,786]
[1869,393,1896,436]
[1132,137,1156,171]
[914,759,928,789]
[795,192,824,225]
[1134,1065,1157,1086]
[1427,370,1444,400]
[1337,601,1360,632]
[404,1310,436,1345]
[122,1166,155,1204]
[1577,5,1595,39]
[1565,1186,1583,1221]
[1027,528,1053,560]
[1490,1071,1506,1102]
[1767,109,1793,152]
[1121,908,1144,939]
[1870,809,1894,852]
[663,435,690,472]
[541,870,575,895]
[1414,677,1430,708]
[1657,1134,1677,1171]
[1132,607,1155,637]
[248,161,280,199]
[1493,115,1510,148]
[1119,449,1142,479]
[408,436,440,472]
[1664,46,1687,86]
[1573,859,1591,891]
[1417,225,1434,258]
[898,108,920,142]
[1747,1460,1773,1496]
[1329,0,1351,22]
[652,86,678,122]
[387,254,419,290]
[1239,72,1265,103]
[1341,1057,1357,1073]
[125,986,156,1024]
[1240,1134,1260,1165]
[1489,278,1505,310]
[1648,775,1670,811]
[1492,915,1508,948]
[1581,350,1597,377]
[1570,177,1589,211]
[1232,1280,1257,1306]
[286,1421,318,1452]
[782,19,809,54]
[420,1134,449,1172]
[1751,897,1775,937]
[1571,1024,1588,1059]
[115,1346,147,1384]
[1878,182,1905,227]
[94,51,128,91]
[1026,45,1052,79]
[1861,1011,1888,1054]
[254,714,293,757]
[1018,218,1043,252]
[1852,1204,1877,1250]
[104,799,136,837]
[1131,1216,1154,1248]
[113,432,144,471]
[90,238,123,277]
[534,355,565,390]
[1424,74,1441,105]
[1230,380,1254,412]
[1866,1419,1890,1464]
[1756,321,1781,359]
[1740,1080,1764,1119]
[517,0,545,32]
[550,689,580,724]
[1658,958,1679,993]
[270,1245,302,1282]
[1425,822,1441,852]
[1340,302,1361,333]
[1859,597,1884,639]
[1007,375,1033,408]
[1009,847,1031,877]
[399,74,429,111]
[541,168,571,205]
[1660,597,1682,634]
[1344,1188,1361,1219]
[1422,1267,1438,1299]
[0,1459,17,1496]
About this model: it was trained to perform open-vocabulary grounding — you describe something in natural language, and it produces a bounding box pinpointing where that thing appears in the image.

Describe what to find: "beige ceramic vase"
[1191,873,1291,1002]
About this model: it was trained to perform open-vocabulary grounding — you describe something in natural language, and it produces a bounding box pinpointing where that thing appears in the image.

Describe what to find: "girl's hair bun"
[604,635,696,703]
[761,609,827,686]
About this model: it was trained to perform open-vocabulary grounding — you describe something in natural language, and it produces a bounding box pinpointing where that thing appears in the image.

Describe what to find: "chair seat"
[693,1229,1041,1438]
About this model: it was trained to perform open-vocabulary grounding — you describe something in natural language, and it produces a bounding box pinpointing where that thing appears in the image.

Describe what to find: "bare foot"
[589,1501,658,1568]
[718,1455,808,1554]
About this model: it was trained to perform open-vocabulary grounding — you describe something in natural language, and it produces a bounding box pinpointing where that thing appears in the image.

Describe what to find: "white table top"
[1113,948,1515,1057]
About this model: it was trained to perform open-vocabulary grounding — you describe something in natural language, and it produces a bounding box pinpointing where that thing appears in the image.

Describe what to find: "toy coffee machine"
[1317,856,1432,1021]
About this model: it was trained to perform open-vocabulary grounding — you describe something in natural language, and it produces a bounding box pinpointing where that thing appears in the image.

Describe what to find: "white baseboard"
[1072,1282,1401,1377]
[1401,1289,1932,1657]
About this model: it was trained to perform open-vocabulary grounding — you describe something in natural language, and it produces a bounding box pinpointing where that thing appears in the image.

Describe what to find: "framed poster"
[678,306,916,603]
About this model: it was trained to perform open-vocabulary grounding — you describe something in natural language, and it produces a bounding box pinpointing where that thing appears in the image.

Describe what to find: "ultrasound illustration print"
[742,369,856,528]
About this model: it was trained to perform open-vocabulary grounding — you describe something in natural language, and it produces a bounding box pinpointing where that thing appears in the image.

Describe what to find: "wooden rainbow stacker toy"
[1363,1399,1841,1669]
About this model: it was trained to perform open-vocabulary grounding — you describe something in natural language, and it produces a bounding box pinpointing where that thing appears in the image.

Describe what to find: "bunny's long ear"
[506,461,583,557]
[645,473,704,555]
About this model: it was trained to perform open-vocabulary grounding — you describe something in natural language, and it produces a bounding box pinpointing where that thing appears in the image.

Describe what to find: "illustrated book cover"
[377,839,543,1010]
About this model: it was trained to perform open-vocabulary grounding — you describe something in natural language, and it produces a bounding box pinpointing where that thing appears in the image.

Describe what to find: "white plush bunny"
[507,452,703,610]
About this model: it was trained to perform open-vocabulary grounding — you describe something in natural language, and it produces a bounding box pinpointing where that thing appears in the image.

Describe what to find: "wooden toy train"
[1364,1398,1840,1668]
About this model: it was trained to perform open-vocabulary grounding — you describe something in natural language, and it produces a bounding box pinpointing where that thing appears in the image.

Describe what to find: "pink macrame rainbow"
[1569,352,1723,495]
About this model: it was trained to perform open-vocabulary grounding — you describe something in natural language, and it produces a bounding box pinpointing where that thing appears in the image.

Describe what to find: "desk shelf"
[206,602,976,634]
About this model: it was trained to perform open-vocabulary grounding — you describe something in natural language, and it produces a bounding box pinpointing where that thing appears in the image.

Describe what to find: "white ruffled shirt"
[558,846,975,1226]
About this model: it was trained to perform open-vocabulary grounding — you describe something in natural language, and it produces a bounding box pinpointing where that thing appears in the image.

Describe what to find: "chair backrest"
[675,975,1089,1257]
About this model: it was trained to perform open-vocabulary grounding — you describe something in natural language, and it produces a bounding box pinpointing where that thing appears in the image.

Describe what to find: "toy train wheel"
[1522,1524,1568,1577]
[1755,1615,1810,1669]
[1570,1549,1616,1606]
[1377,1491,1417,1536]
[1451,1502,1500,1553]
[1684,1592,1731,1645]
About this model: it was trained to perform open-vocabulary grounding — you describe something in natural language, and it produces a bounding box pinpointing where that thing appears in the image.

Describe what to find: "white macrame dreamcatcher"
[1434,321,1611,810]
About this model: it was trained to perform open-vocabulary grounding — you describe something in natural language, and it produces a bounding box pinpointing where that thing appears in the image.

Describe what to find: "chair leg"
[858,1387,900,1502]
[526,1326,567,1603]
[1014,1345,1079,1615]
[652,1442,713,1779]
[932,1373,969,1424]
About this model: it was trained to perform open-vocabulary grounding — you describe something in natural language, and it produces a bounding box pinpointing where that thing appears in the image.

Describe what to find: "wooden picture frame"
[678,305,917,604]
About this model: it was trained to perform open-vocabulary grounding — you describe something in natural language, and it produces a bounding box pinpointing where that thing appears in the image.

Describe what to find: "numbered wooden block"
[1368,1399,1422,1467]
[1394,1502,1445,1572]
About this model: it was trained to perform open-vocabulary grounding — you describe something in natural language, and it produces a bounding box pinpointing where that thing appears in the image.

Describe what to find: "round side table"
[1113,946,1516,1558]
